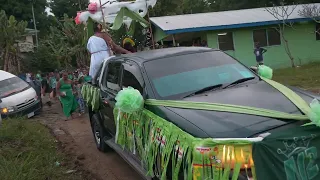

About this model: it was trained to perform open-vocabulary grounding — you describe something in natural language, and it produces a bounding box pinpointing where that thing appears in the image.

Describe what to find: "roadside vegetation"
[0,118,84,180]
[274,62,320,93]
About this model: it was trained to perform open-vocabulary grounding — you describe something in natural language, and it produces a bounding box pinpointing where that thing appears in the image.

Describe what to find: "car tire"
[91,114,111,152]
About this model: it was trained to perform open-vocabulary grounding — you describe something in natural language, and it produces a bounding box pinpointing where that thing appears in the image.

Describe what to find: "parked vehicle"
[86,47,319,179]
[0,70,41,119]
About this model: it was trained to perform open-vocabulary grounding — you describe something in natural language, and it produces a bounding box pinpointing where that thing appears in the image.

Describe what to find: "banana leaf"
[111,7,149,31]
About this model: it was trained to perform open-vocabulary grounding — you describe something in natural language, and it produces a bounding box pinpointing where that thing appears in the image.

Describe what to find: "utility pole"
[31,3,39,48]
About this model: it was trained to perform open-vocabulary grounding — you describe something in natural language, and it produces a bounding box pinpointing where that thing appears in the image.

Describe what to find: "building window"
[267,28,281,46]
[253,28,281,47]
[316,23,320,40]
[218,32,234,51]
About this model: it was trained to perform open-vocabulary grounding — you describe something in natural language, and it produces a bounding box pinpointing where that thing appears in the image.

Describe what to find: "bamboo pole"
[99,0,108,30]
[144,1,155,49]
[147,11,155,49]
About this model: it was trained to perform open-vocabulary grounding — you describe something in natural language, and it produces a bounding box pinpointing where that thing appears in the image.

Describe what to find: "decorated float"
[81,54,320,180]
[77,1,320,179]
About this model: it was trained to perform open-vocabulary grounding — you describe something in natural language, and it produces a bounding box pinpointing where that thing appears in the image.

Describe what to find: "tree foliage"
[0,10,28,74]
[50,0,88,19]
[40,15,89,69]
[0,0,52,37]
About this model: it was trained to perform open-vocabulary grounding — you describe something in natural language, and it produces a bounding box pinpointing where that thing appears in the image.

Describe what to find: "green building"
[150,4,320,69]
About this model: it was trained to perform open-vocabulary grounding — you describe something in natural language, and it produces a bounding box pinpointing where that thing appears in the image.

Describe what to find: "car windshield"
[0,77,30,98]
[144,51,257,99]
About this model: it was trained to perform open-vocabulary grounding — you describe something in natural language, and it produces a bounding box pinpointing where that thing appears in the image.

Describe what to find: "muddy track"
[36,102,141,180]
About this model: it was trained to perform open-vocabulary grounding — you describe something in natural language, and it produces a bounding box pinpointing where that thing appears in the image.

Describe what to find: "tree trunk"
[280,29,295,68]
[3,47,9,71]
[282,37,295,68]
[17,56,21,73]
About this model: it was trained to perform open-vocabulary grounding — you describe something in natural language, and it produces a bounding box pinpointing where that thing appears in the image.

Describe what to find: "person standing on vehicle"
[56,72,78,120]
[87,22,131,78]
[254,42,267,66]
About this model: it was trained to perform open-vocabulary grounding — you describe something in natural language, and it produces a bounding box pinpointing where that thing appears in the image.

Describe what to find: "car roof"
[119,47,217,64]
[0,70,16,81]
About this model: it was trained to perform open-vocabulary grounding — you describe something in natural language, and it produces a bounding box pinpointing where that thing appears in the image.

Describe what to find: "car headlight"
[1,107,14,114]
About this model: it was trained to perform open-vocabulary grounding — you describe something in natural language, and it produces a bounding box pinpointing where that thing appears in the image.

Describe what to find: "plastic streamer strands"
[81,84,100,111]
[113,108,259,180]
[145,99,309,121]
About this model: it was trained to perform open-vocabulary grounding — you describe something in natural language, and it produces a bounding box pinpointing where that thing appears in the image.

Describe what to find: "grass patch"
[273,62,320,91]
[0,118,83,180]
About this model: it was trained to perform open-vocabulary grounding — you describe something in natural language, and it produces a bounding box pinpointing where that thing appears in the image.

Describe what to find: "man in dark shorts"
[254,42,267,66]
[41,73,52,106]
[49,72,57,100]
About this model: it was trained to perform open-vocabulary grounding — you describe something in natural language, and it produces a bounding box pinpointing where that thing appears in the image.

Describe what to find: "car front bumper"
[1,99,42,119]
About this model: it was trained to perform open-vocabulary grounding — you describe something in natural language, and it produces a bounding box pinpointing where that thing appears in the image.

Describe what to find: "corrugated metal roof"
[150,4,319,34]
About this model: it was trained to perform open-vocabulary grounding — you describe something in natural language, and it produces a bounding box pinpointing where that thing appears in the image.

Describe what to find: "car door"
[100,60,122,136]
[120,59,145,159]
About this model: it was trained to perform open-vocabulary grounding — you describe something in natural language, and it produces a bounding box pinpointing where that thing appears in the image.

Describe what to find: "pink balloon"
[75,12,81,25]
[88,2,98,14]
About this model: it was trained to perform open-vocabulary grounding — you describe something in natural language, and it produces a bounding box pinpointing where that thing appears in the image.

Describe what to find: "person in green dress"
[83,69,92,82]
[68,72,74,80]
[56,72,78,120]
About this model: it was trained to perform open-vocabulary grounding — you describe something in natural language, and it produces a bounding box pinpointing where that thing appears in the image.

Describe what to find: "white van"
[0,70,41,119]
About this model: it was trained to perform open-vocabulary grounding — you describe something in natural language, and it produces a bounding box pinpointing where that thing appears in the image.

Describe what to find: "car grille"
[16,98,35,110]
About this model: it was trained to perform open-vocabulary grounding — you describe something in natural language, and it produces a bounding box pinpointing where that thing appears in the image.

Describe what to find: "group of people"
[21,69,92,120]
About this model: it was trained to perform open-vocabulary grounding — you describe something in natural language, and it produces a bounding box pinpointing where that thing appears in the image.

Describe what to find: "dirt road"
[36,102,141,180]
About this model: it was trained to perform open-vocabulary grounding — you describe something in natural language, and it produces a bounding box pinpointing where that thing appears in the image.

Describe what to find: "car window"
[105,62,121,92]
[144,51,256,99]
[121,63,143,94]
[0,77,30,98]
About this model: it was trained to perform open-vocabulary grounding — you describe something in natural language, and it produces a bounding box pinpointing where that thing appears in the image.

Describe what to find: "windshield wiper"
[183,84,223,98]
[222,77,255,89]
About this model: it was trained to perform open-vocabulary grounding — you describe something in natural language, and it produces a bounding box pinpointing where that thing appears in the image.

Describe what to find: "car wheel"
[91,114,111,152]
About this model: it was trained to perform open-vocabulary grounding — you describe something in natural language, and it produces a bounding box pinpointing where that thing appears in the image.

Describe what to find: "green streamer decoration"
[308,99,320,127]
[115,86,144,113]
[81,75,320,179]
[258,65,273,79]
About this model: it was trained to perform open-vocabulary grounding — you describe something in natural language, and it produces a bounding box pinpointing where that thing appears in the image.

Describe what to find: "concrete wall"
[206,22,320,69]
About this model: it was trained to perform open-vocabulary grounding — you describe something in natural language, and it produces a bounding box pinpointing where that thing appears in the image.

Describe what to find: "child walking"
[75,78,85,116]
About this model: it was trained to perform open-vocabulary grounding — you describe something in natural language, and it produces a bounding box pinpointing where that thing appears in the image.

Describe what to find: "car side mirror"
[0,99,2,103]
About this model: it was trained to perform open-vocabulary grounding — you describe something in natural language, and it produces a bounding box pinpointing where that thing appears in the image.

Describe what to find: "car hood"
[167,80,308,138]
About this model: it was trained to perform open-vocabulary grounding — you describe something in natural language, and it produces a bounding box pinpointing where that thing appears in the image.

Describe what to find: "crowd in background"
[18,68,92,120]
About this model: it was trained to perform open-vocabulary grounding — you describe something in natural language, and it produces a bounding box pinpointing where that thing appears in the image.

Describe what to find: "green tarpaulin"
[253,125,320,180]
